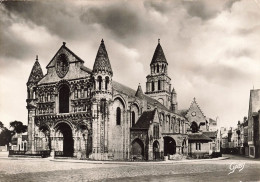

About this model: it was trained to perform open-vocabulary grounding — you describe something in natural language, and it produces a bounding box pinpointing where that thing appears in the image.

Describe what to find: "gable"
[46,44,84,69]
[185,99,206,125]
[38,44,91,85]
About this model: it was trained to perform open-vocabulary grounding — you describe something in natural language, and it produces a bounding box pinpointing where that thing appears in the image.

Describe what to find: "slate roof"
[203,131,217,139]
[132,110,156,129]
[112,81,170,112]
[93,39,113,75]
[150,42,168,65]
[188,133,212,142]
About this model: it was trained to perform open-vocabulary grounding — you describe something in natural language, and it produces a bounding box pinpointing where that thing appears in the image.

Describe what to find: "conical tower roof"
[150,39,168,65]
[135,83,144,99]
[172,87,176,94]
[93,39,113,75]
[27,56,44,85]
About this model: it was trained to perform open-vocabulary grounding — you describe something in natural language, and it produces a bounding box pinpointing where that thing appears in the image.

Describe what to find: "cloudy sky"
[1,0,260,129]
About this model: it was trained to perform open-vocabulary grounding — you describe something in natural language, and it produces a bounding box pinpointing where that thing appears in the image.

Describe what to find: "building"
[10,132,28,151]
[248,89,260,158]
[185,98,208,132]
[184,98,220,158]
[243,118,249,156]
[26,40,189,160]
[208,118,217,131]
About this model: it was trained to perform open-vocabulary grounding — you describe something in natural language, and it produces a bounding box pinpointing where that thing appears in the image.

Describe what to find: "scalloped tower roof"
[93,39,113,75]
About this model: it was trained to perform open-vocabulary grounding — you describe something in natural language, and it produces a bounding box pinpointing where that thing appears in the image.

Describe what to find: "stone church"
[26,39,188,160]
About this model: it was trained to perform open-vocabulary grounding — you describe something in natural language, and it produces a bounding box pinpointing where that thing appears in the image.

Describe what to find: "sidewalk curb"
[49,157,230,164]
[0,156,229,164]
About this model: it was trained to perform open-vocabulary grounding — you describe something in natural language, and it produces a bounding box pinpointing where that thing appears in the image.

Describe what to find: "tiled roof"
[188,133,212,142]
[150,43,168,65]
[112,81,170,111]
[93,39,113,75]
[132,110,156,129]
[203,131,217,139]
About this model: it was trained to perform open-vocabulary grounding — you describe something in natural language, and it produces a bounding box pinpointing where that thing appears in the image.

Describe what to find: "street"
[0,155,259,182]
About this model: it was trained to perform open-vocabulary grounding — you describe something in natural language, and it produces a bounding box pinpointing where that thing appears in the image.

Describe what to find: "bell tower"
[26,55,44,154]
[91,39,113,160]
[145,39,172,109]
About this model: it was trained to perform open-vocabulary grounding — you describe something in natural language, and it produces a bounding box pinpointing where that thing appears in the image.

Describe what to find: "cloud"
[80,4,141,38]
[2,1,76,38]
[1,0,260,129]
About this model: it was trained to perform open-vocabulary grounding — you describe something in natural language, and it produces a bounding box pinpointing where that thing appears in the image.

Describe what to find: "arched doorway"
[190,121,199,133]
[153,140,160,160]
[164,136,176,156]
[55,122,74,157]
[131,138,144,160]
[59,85,70,113]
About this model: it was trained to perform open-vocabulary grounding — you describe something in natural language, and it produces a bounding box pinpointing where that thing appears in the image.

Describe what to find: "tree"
[0,121,4,129]
[10,121,27,134]
[0,128,12,146]
[0,121,12,146]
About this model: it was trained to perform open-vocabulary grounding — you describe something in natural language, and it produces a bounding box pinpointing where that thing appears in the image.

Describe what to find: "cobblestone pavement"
[0,155,259,182]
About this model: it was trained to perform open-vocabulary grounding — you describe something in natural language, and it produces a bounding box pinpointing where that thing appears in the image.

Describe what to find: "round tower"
[91,39,113,160]
[92,39,113,100]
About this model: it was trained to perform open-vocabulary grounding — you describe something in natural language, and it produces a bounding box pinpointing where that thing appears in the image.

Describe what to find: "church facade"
[26,40,188,160]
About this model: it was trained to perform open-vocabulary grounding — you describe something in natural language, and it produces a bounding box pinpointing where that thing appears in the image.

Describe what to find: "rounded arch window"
[116,107,121,125]
[59,84,70,113]
[151,81,155,91]
[97,76,102,90]
[105,77,109,90]
[132,111,135,127]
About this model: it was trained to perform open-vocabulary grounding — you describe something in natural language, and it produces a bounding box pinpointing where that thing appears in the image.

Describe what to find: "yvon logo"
[228,162,245,175]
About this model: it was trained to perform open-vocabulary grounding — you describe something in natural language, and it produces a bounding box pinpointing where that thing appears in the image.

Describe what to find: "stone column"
[148,142,153,160]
